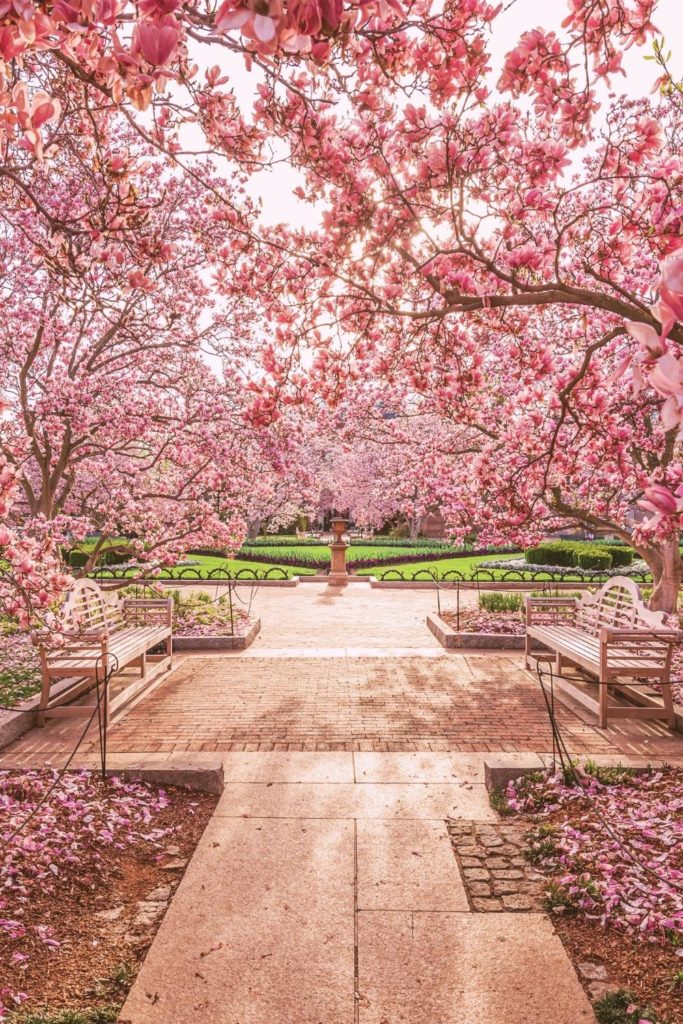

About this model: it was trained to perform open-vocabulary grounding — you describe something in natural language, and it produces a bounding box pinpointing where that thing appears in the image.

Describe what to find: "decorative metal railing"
[370,566,652,584]
[91,565,295,581]
[90,564,653,584]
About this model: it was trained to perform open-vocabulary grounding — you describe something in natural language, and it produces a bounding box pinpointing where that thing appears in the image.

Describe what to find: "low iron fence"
[90,565,653,585]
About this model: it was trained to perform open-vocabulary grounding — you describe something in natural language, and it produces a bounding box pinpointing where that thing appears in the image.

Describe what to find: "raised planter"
[426,612,525,650]
[172,618,261,652]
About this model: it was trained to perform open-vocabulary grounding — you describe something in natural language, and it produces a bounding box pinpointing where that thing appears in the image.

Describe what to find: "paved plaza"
[3,583,681,763]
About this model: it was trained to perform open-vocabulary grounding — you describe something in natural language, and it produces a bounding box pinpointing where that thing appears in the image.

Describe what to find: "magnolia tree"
[0,427,71,627]
[219,416,327,539]
[3,0,683,613]
[0,120,273,583]
[326,414,456,537]
[0,0,663,236]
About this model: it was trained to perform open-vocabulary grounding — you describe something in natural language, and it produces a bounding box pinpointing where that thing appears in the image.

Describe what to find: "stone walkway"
[120,752,594,1024]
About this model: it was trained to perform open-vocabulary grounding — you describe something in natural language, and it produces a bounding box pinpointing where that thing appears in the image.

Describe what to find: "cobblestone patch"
[447,820,546,911]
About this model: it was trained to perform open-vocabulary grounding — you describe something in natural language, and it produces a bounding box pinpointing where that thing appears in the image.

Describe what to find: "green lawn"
[175,555,316,579]
[355,553,521,580]
[92,550,580,581]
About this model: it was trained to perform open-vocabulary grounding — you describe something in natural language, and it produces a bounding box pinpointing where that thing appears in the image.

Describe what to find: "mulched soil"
[506,768,683,1023]
[441,609,525,635]
[0,779,216,1017]
[554,915,683,1023]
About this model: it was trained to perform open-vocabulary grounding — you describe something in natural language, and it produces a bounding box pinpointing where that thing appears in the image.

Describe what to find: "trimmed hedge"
[67,548,130,568]
[525,540,634,572]
[607,546,634,568]
[67,550,90,568]
[525,542,577,567]
[576,551,612,570]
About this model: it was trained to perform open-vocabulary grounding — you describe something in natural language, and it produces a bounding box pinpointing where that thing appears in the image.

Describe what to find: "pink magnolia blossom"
[135,17,180,66]
[659,252,683,322]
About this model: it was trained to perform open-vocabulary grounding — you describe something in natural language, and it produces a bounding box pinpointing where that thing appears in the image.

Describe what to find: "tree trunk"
[636,535,682,614]
[409,516,420,541]
[246,519,261,542]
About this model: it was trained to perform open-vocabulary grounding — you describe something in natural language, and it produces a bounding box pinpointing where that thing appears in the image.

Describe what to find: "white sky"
[217,0,681,229]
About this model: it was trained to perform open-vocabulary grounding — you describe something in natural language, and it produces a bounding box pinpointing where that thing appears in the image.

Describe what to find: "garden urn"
[328,517,350,584]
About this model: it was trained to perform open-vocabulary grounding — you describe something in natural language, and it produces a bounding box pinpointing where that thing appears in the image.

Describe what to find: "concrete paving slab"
[357,911,594,1023]
[354,753,486,784]
[120,816,355,1024]
[357,820,469,911]
[214,783,496,821]
[222,751,354,783]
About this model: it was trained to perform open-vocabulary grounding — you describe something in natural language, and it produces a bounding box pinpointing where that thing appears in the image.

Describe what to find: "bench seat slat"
[48,627,170,669]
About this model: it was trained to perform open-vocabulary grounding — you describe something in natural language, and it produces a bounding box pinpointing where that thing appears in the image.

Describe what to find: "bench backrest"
[575,576,667,635]
[63,579,126,635]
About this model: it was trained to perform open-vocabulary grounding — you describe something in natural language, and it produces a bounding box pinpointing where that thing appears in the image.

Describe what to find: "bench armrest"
[123,598,173,627]
[525,596,577,625]
[600,626,679,643]
[32,626,107,649]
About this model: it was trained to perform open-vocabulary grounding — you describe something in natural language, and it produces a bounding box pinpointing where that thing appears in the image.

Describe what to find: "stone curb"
[101,757,224,794]
[173,619,261,652]
[426,612,526,650]
[0,749,225,793]
[102,576,604,591]
[298,575,374,584]
[372,580,601,591]
[483,753,683,792]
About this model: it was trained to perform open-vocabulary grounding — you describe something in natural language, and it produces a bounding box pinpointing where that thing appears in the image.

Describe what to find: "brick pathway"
[87,654,623,754]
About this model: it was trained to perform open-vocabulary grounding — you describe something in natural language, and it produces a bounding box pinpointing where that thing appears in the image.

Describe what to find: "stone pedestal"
[328,517,350,585]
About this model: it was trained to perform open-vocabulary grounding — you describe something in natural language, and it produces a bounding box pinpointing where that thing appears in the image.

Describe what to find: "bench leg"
[598,679,609,729]
[524,632,533,670]
[37,649,51,728]
[661,682,676,729]
[167,634,173,670]
[140,652,147,679]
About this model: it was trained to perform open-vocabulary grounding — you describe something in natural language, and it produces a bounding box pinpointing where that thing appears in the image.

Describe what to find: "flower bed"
[484,556,652,580]
[497,766,683,1023]
[441,609,526,636]
[0,770,216,1020]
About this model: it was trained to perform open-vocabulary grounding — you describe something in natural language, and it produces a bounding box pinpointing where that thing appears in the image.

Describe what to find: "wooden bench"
[33,579,173,726]
[525,577,678,728]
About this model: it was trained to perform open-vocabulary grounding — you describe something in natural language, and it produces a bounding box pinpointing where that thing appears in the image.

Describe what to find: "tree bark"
[409,516,420,541]
[636,535,682,614]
